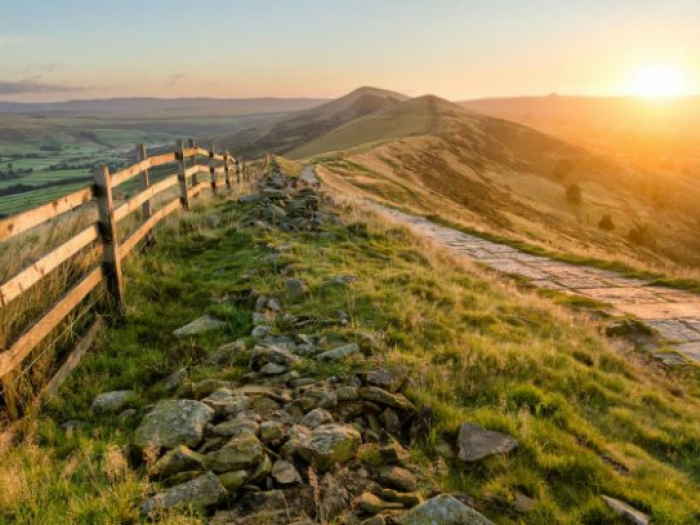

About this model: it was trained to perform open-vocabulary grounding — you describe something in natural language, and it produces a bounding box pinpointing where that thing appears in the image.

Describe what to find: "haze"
[1,0,699,102]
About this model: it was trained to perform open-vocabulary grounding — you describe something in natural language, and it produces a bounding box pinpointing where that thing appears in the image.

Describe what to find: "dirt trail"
[367,203,700,366]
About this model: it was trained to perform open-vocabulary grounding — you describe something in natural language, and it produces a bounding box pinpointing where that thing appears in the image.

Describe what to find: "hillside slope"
[3,167,700,524]
[300,95,700,274]
[218,87,408,157]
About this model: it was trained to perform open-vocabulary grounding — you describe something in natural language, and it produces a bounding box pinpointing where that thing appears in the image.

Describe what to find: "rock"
[280,425,313,459]
[285,278,307,298]
[336,386,359,401]
[361,516,386,525]
[205,433,264,473]
[162,368,187,393]
[254,295,268,311]
[360,492,404,514]
[457,423,518,462]
[259,421,285,444]
[298,424,362,471]
[252,312,270,326]
[267,297,282,312]
[173,315,226,337]
[375,487,422,507]
[409,407,434,445]
[211,414,260,438]
[380,409,402,436]
[320,474,350,522]
[399,494,494,525]
[272,459,301,484]
[134,400,214,450]
[92,390,134,413]
[377,439,409,465]
[249,454,273,482]
[366,368,407,393]
[151,446,205,478]
[360,387,415,412]
[601,495,650,525]
[218,470,249,493]
[140,471,226,515]
[202,389,251,417]
[300,408,334,429]
[193,379,235,399]
[376,466,418,492]
[514,492,535,513]
[250,345,299,370]
[251,325,272,339]
[118,408,138,423]
[316,343,360,362]
[211,488,312,524]
[260,362,287,375]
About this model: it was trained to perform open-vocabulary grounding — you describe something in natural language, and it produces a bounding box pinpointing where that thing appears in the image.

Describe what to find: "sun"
[628,64,689,99]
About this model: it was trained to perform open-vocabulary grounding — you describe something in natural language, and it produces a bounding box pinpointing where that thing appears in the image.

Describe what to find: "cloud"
[167,73,188,86]
[0,80,83,95]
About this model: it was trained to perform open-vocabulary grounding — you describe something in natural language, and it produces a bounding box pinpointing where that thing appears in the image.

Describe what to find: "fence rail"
[0,140,262,421]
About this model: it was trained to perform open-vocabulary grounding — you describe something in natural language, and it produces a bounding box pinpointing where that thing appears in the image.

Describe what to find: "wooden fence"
[0,140,261,422]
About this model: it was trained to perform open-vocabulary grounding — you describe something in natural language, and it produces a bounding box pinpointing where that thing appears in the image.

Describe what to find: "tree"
[566,183,582,205]
[598,214,615,231]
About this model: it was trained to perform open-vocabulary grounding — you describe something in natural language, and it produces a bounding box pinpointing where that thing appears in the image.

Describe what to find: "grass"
[3,183,700,523]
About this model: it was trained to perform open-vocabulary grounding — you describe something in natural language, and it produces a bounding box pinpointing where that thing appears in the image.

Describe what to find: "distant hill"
[298,94,700,269]
[0,97,329,117]
[218,87,409,157]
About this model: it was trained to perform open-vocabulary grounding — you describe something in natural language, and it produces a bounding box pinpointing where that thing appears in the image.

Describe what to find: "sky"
[1,0,699,102]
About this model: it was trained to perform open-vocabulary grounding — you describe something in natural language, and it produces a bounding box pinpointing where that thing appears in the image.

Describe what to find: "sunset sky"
[1,0,699,102]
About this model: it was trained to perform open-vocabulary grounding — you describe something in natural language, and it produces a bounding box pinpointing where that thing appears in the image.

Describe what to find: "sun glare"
[628,64,689,99]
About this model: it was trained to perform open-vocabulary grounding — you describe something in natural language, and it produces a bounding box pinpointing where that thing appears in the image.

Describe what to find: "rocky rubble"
[117,162,503,523]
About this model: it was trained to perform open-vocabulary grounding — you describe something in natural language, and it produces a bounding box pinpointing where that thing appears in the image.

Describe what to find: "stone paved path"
[371,204,700,366]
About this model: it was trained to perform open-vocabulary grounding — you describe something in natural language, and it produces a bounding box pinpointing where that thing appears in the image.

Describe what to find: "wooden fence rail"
[0,141,261,421]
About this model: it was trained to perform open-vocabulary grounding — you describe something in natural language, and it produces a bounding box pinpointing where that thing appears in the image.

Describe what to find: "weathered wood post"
[223,152,232,190]
[136,144,154,246]
[236,158,241,184]
[209,147,218,195]
[176,140,191,210]
[94,165,125,314]
[1,371,19,421]
[188,138,198,187]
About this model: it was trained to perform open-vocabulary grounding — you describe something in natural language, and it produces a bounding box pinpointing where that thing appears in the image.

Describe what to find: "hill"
[297,95,700,274]
[0,97,328,117]
[218,87,409,157]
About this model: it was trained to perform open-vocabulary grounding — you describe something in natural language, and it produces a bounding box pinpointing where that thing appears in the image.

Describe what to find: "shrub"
[566,183,582,205]
[598,214,615,231]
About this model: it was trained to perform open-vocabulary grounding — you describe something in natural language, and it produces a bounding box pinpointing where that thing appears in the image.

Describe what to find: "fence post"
[224,152,232,189]
[94,165,125,314]
[236,158,241,184]
[176,140,191,210]
[1,373,19,421]
[188,138,198,187]
[137,144,154,246]
[209,147,218,195]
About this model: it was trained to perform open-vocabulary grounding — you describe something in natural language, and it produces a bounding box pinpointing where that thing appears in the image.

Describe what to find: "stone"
[260,362,287,375]
[457,423,518,462]
[298,424,362,471]
[380,409,402,436]
[601,495,650,525]
[193,379,235,400]
[360,387,416,412]
[285,278,307,298]
[376,465,418,492]
[514,492,535,513]
[267,297,283,312]
[250,345,299,370]
[218,470,249,493]
[360,492,403,514]
[336,386,360,401]
[366,368,407,393]
[211,414,260,438]
[205,433,264,473]
[173,315,226,337]
[249,454,273,482]
[251,325,272,339]
[300,408,334,429]
[399,494,494,525]
[375,487,422,507]
[134,400,214,450]
[316,343,360,362]
[409,407,434,445]
[202,389,251,417]
[272,459,301,484]
[361,516,386,525]
[259,421,285,444]
[161,368,187,393]
[377,439,410,465]
[320,474,350,522]
[280,425,313,459]
[211,489,312,524]
[140,471,227,515]
[252,312,269,326]
[91,390,134,413]
[151,446,205,478]
[118,408,138,423]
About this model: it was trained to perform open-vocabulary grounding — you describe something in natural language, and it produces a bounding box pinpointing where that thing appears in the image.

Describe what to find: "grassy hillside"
[297,95,700,277]
[218,87,409,158]
[2,174,700,523]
